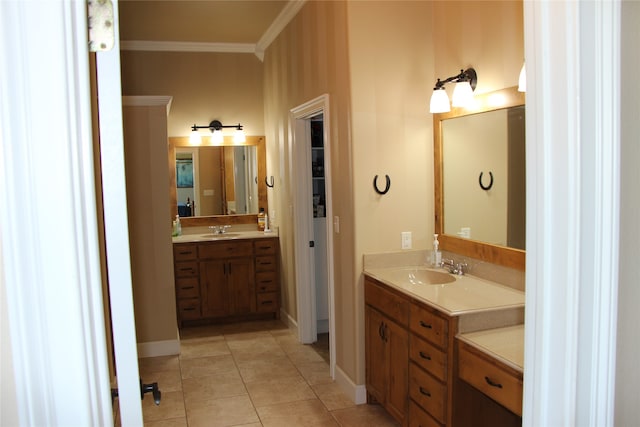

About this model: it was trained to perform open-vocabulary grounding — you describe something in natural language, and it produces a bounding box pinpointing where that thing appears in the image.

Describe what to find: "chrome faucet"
[208,225,231,235]
[440,258,467,275]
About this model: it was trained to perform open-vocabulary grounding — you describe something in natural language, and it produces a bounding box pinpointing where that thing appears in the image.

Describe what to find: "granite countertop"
[172,228,278,244]
[457,324,524,373]
[364,266,525,317]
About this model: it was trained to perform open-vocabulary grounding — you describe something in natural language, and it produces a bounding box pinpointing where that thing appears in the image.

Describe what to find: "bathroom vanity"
[364,264,524,427]
[173,231,279,327]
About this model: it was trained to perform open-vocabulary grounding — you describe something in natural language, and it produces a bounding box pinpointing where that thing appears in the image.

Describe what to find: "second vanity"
[364,256,524,427]
[172,229,280,327]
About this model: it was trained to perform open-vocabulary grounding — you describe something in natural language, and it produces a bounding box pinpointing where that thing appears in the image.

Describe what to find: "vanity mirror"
[434,86,525,270]
[168,136,267,226]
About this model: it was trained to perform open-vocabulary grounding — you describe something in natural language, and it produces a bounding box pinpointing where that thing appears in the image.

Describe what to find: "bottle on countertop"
[431,234,441,267]
[173,214,182,236]
[257,208,266,231]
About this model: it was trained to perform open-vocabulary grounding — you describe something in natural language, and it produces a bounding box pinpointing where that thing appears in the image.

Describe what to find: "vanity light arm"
[433,68,478,90]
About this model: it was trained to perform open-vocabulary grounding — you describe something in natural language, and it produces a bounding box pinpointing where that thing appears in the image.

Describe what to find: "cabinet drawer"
[175,261,198,278]
[365,279,409,327]
[176,278,199,299]
[409,363,446,424]
[409,400,442,427]
[256,292,278,312]
[255,256,277,272]
[198,241,253,259]
[410,334,447,382]
[254,239,277,255]
[174,244,197,261]
[256,271,278,292]
[458,341,523,416]
[178,298,200,320]
[410,303,448,349]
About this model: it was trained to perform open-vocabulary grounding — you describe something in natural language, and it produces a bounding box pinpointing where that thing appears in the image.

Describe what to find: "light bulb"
[233,128,246,143]
[429,88,450,113]
[211,130,223,144]
[518,63,526,92]
[452,81,473,107]
[190,129,201,145]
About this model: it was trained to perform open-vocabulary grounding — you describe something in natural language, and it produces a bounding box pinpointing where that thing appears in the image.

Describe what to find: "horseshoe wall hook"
[373,174,391,195]
[478,171,494,191]
[265,176,274,188]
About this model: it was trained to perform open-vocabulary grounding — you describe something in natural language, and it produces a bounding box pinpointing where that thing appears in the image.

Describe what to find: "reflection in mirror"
[169,136,267,225]
[175,146,259,217]
[434,86,525,270]
[442,106,525,249]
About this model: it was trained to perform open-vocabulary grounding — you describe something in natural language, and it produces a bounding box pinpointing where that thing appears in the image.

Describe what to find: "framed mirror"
[434,86,525,270]
[168,136,267,226]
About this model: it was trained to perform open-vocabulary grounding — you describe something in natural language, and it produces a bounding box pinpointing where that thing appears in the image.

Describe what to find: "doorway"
[290,95,336,377]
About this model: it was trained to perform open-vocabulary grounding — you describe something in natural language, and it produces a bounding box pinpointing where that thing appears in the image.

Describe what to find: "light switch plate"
[401,231,412,249]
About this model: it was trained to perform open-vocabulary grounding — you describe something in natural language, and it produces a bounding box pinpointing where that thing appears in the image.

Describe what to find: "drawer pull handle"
[418,351,432,361]
[259,246,271,250]
[181,286,195,290]
[180,268,194,272]
[261,300,273,305]
[178,251,193,255]
[484,376,503,389]
[419,320,433,329]
[419,387,431,397]
[183,307,195,312]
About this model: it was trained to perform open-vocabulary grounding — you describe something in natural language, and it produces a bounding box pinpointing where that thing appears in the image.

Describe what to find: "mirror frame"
[434,86,525,271]
[168,135,267,226]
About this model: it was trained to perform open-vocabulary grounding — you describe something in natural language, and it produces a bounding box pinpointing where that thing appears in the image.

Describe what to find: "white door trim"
[290,94,336,377]
[523,1,620,425]
[0,1,115,424]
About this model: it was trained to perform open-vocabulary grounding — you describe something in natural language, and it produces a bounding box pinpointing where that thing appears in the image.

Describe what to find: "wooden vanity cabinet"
[173,237,279,326]
[365,279,409,425]
[365,276,458,427]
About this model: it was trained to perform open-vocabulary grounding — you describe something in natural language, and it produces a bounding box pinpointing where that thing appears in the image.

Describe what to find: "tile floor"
[122,319,399,427]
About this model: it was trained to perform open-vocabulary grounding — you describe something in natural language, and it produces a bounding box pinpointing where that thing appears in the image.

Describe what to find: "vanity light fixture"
[518,62,526,92]
[429,68,478,113]
[189,120,246,145]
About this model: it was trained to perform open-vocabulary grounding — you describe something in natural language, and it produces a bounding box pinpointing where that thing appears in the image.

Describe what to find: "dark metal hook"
[373,174,391,195]
[479,171,494,191]
[265,176,274,188]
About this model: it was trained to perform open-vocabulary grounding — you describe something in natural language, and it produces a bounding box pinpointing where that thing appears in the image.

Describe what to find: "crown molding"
[120,40,256,54]
[122,96,173,115]
[255,0,307,60]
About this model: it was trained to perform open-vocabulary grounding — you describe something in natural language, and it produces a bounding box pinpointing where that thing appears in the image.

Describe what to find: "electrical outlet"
[401,231,412,249]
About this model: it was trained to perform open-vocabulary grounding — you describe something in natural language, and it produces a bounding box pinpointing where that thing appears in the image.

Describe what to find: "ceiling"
[119,1,291,45]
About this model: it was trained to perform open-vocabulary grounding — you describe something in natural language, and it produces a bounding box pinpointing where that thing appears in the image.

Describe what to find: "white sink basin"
[199,233,241,239]
[380,268,456,285]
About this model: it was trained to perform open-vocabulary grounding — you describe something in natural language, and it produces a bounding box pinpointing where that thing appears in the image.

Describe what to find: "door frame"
[290,94,336,377]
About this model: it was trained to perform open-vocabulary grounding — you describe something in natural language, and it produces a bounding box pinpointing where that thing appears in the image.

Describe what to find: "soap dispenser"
[174,214,182,236]
[431,234,441,267]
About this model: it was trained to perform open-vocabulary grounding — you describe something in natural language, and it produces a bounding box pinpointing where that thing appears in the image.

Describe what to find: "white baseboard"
[334,364,367,405]
[137,339,180,358]
[281,308,298,331]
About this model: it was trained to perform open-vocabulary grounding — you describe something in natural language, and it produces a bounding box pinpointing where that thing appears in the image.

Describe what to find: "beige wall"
[616,0,640,423]
[123,102,178,344]
[348,0,523,385]
[120,51,265,137]
[262,0,355,372]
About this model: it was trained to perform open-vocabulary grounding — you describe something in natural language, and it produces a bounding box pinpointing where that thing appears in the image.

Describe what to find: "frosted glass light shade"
[211,130,223,144]
[518,63,526,92]
[452,81,473,107]
[233,128,246,143]
[190,130,202,145]
[430,89,450,113]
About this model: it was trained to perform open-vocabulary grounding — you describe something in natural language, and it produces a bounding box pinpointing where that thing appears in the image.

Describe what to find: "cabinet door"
[228,257,255,314]
[386,319,409,423]
[366,306,387,404]
[200,259,228,317]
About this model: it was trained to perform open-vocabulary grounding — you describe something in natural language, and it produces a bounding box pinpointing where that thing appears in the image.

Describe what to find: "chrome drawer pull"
[418,351,432,361]
[419,320,433,329]
[484,376,503,389]
[419,387,431,397]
